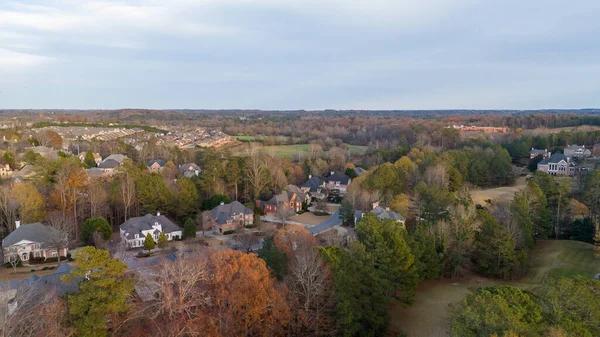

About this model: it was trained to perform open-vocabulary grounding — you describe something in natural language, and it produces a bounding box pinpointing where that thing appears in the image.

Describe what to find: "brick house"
[205,201,254,234]
[257,190,303,215]
[2,221,68,263]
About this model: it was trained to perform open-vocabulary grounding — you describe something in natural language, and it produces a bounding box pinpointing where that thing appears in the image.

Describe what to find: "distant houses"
[530,148,551,160]
[179,163,201,178]
[354,204,406,227]
[147,159,166,173]
[563,145,591,159]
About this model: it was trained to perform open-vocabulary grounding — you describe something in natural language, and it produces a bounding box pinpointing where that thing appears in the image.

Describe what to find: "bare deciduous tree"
[45,211,70,264]
[4,282,74,337]
[235,232,260,253]
[275,205,296,227]
[245,146,270,200]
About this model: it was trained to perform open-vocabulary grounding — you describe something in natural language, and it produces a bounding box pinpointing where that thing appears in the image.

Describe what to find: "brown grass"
[471,176,528,206]
[0,262,75,282]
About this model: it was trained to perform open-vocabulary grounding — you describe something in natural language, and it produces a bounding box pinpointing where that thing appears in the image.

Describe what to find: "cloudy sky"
[1,0,599,110]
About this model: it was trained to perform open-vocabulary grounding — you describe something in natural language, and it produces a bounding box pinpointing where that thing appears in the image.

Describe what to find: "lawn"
[233,135,260,142]
[249,144,368,157]
[389,240,600,337]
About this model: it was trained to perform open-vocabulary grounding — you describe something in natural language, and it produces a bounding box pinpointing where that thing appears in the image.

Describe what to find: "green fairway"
[233,135,260,142]
[233,143,368,157]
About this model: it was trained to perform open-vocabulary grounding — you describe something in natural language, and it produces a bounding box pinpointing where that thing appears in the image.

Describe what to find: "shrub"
[223,230,235,235]
[30,269,36,272]
[183,218,197,239]
[245,224,257,229]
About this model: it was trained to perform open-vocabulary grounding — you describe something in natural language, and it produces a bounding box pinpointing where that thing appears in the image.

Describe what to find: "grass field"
[471,176,528,205]
[389,240,600,337]
[232,143,368,157]
[233,135,260,141]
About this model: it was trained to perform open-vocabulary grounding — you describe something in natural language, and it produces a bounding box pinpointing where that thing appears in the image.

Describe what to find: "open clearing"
[523,125,600,136]
[389,240,600,337]
[232,143,368,157]
[471,176,528,205]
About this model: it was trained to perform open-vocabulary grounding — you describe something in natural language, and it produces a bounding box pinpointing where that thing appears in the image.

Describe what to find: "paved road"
[308,210,342,235]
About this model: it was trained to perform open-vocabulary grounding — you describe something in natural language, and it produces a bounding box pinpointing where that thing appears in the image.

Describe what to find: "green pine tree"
[183,218,196,239]
[144,233,155,252]
[158,232,168,249]
[62,247,134,337]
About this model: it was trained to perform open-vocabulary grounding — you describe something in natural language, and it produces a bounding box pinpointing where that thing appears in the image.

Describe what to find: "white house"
[537,153,576,176]
[564,145,591,159]
[119,212,182,249]
[2,221,68,263]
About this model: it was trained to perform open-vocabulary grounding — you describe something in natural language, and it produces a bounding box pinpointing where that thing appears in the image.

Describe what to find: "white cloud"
[0,48,55,70]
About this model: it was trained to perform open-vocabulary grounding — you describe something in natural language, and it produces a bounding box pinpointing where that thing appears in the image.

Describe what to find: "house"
[205,201,254,234]
[354,206,406,227]
[0,164,12,179]
[179,163,201,178]
[78,152,102,166]
[147,159,166,173]
[97,154,129,175]
[563,145,591,159]
[325,171,352,194]
[257,190,303,215]
[97,159,120,175]
[2,221,68,263]
[102,154,128,164]
[529,148,551,159]
[120,212,182,249]
[354,167,367,176]
[537,153,576,176]
[301,175,327,200]
[285,184,310,204]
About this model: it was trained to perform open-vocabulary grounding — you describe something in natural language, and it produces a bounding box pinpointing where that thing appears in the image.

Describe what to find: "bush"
[223,230,235,235]
[245,224,257,229]
[173,235,181,241]
[136,251,150,258]
[30,269,36,272]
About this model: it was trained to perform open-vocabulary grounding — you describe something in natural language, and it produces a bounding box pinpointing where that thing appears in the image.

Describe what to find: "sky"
[1,0,600,110]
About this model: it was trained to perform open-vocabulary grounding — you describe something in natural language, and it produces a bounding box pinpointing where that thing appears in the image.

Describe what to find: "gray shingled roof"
[147,159,166,168]
[354,167,367,176]
[103,154,127,163]
[285,185,307,201]
[539,153,569,165]
[326,171,351,185]
[98,159,120,169]
[209,201,253,225]
[355,207,406,223]
[2,223,64,249]
[179,163,200,172]
[120,214,181,239]
[301,176,325,192]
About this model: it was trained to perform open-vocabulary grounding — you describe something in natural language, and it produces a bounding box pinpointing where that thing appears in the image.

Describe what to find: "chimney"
[15,219,20,229]
[385,207,390,212]
[308,174,312,179]
[156,211,160,217]
[330,171,334,176]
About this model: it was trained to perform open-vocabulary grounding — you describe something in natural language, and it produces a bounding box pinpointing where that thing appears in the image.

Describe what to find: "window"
[52,252,57,257]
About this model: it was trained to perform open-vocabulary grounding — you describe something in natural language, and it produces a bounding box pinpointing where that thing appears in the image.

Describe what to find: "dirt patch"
[291,212,331,225]
[471,176,528,206]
